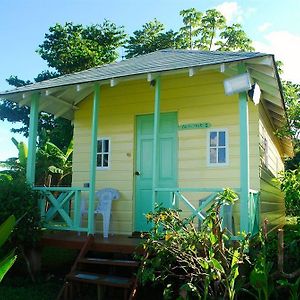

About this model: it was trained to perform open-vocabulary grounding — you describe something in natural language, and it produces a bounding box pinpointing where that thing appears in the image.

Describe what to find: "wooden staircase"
[57,235,139,300]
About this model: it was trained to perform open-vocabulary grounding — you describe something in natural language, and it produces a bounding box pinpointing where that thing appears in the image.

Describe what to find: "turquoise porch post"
[88,83,100,235]
[238,64,250,233]
[152,77,161,206]
[26,93,40,185]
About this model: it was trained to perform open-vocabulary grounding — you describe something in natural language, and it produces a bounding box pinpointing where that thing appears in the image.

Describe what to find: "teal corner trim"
[152,77,161,207]
[26,93,40,185]
[88,83,100,234]
[238,64,250,233]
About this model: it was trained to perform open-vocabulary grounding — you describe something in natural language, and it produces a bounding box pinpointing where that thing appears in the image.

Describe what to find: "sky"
[0,0,299,160]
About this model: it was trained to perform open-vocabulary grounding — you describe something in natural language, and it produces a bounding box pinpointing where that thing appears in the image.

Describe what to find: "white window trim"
[96,137,111,170]
[207,128,229,167]
[263,137,269,168]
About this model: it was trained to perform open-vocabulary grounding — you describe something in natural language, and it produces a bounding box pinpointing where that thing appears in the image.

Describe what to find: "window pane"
[219,131,226,147]
[218,148,226,163]
[210,132,217,146]
[103,139,109,152]
[210,148,217,163]
[97,154,102,167]
[97,140,102,153]
[103,154,109,167]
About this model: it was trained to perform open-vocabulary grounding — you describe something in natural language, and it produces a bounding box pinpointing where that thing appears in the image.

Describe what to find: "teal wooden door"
[134,112,178,232]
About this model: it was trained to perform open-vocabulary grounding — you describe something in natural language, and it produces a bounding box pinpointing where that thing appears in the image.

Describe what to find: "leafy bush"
[0,176,42,248]
[0,215,17,282]
[137,189,248,300]
[276,168,300,218]
[243,220,300,300]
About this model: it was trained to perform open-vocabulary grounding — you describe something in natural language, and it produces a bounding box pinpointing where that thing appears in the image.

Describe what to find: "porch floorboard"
[41,231,143,254]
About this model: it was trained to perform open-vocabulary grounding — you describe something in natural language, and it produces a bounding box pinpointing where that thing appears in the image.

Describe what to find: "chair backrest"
[95,188,120,213]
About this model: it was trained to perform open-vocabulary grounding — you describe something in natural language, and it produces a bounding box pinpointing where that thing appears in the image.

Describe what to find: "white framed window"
[207,129,228,166]
[97,138,110,169]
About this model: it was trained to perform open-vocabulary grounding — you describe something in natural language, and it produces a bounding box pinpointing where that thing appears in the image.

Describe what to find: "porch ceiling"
[0,49,293,156]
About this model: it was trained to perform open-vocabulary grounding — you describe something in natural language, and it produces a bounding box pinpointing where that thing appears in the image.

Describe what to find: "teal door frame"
[134,76,178,231]
[134,111,178,231]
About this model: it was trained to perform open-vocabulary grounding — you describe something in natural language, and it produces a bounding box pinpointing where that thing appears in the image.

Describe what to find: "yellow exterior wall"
[258,104,285,230]
[72,71,260,235]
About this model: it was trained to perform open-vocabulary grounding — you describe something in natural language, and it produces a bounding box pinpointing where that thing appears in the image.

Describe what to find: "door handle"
[135,171,141,176]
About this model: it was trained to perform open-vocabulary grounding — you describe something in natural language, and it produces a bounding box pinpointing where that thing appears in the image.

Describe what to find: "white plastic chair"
[80,188,120,238]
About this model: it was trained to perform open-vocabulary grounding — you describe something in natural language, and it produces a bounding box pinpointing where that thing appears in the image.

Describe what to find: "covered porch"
[29,77,257,237]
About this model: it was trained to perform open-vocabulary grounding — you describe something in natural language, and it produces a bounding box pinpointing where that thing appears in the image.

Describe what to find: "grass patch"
[0,246,78,300]
[0,275,62,300]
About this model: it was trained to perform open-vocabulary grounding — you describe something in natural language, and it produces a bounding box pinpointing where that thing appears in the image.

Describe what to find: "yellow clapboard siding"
[72,71,272,235]
[258,103,285,230]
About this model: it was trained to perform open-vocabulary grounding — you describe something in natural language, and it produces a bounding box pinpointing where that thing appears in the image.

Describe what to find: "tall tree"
[179,8,203,49]
[37,21,126,74]
[179,8,253,51]
[216,23,254,51]
[125,19,180,58]
[196,9,226,50]
[126,8,254,57]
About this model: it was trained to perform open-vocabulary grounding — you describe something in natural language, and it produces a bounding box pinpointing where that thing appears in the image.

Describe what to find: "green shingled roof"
[0,49,268,95]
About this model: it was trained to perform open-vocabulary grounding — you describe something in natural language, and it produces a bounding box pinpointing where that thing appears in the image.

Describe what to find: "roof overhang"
[0,51,293,156]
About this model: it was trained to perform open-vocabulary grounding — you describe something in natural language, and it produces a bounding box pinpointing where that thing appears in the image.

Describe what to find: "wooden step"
[78,257,139,267]
[66,271,133,288]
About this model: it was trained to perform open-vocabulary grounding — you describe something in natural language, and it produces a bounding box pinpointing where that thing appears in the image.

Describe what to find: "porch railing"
[154,187,260,236]
[33,186,89,232]
[33,186,260,236]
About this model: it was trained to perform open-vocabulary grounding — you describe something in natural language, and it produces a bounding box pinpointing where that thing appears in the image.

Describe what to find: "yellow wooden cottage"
[0,50,293,238]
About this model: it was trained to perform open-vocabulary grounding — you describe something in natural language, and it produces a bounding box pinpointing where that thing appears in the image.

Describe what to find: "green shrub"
[0,215,17,282]
[276,168,300,219]
[0,176,42,249]
[137,189,248,300]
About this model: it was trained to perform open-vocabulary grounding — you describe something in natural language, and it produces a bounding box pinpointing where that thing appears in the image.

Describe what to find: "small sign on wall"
[178,122,211,130]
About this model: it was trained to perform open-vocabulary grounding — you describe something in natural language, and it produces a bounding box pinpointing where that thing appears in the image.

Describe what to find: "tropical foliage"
[37,21,126,75]
[125,8,254,58]
[276,168,300,219]
[137,189,249,299]
[36,140,73,186]
[0,137,27,178]
[0,177,41,248]
[125,19,181,58]
[0,216,16,282]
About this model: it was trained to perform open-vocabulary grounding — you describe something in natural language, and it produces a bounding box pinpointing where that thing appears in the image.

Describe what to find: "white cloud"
[216,2,241,23]
[216,2,256,24]
[253,31,300,83]
[258,22,272,32]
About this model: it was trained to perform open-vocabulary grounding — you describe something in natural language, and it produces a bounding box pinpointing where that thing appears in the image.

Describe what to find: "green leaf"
[211,258,224,273]
[0,249,17,282]
[199,259,209,270]
[0,215,16,248]
[48,165,64,174]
